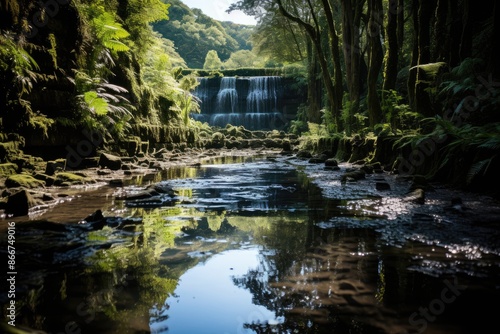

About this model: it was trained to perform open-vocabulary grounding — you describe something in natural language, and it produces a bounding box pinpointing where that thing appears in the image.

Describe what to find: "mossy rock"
[5,174,45,188]
[54,172,93,186]
[0,141,22,162]
[0,163,18,177]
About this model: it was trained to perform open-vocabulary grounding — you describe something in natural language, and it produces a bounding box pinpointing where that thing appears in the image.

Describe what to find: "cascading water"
[216,77,238,113]
[192,76,286,130]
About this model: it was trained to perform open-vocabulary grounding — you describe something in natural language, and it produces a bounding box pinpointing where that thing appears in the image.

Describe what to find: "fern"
[84,91,108,116]
[466,157,495,185]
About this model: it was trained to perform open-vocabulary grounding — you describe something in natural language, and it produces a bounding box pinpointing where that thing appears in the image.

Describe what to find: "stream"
[1,153,500,334]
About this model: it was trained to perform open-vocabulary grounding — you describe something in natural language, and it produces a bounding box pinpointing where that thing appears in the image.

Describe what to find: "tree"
[367,0,384,126]
[203,50,223,70]
[223,50,260,68]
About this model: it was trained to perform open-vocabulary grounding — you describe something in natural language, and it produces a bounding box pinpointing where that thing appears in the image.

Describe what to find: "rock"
[42,193,56,201]
[405,188,425,204]
[78,210,105,230]
[325,158,338,167]
[45,159,66,175]
[360,165,374,174]
[0,163,18,177]
[54,172,92,186]
[98,152,122,170]
[376,182,391,191]
[309,154,328,163]
[148,182,176,196]
[5,174,45,188]
[341,170,366,182]
[34,173,56,186]
[296,150,312,159]
[5,189,39,216]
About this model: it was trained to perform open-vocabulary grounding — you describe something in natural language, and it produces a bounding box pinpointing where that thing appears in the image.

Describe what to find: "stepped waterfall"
[192,76,286,130]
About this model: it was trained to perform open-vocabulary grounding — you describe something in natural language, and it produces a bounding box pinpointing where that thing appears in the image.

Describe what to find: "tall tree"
[342,0,365,132]
[320,0,343,131]
[367,0,384,126]
[383,0,399,91]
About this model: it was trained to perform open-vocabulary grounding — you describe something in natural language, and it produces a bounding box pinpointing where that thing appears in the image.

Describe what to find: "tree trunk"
[306,40,322,123]
[320,0,344,132]
[433,0,448,62]
[491,1,500,77]
[342,0,365,132]
[383,0,399,91]
[367,0,384,127]
[277,0,338,127]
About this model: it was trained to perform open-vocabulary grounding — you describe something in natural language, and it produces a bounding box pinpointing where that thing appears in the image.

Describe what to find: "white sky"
[180,0,257,25]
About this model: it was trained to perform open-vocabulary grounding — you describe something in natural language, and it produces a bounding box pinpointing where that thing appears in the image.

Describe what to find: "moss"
[54,172,93,185]
[5,174,46,188]
[415,62,448,80]
[0,141,22,162]
[0,163,18,177]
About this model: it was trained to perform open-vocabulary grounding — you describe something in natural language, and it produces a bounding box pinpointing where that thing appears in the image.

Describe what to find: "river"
[1,153,500,333]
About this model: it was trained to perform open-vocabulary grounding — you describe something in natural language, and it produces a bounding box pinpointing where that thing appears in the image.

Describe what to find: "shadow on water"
[1,156,500,333]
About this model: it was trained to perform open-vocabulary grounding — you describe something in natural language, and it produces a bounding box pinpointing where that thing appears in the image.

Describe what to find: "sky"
[180,0,257,25]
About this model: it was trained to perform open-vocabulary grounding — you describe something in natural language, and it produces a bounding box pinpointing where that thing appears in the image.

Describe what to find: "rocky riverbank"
[1,126,499,221]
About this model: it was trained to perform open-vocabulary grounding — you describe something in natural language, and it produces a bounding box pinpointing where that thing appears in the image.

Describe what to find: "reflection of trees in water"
[233,223,410,333]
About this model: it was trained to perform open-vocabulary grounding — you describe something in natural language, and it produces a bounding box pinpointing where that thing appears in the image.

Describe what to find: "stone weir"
[192,76,305,131]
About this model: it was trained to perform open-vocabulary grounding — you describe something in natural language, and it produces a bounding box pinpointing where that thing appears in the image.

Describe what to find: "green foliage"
[47,33,58,69]
[122,0,170,58]
[153,0,242,68]
[222,50,259,69]
[83,91,108,116]
[288,104,308,135]
[321,108,337,135]
[90,7,131,52]
[72,71,134,137]
[203,50,222,70]
[0,32,39,96]
[380,89,419,133]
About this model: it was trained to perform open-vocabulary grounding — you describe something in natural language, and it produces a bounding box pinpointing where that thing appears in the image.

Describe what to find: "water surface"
[1,155,500,333]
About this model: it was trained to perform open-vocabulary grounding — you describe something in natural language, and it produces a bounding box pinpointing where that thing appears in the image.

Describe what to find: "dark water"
[1,155,500,333]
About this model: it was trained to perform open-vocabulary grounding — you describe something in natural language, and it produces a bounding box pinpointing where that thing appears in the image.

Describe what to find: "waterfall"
[216,77,238,113]
[192,76,287,130]
[246,76,279,114]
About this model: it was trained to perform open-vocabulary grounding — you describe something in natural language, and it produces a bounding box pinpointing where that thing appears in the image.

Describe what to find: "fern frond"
[466,157,494,185]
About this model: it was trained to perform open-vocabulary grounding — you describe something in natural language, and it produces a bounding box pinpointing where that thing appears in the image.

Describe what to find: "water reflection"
[1,157,500,334]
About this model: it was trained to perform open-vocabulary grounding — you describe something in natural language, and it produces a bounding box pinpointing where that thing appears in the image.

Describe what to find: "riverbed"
[1,152,500,333]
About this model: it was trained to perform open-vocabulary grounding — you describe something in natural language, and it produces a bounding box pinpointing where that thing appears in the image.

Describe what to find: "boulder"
[5,189,39,216]
[5,174,45,188]
[325,159,338,167]
[98,152,122,170]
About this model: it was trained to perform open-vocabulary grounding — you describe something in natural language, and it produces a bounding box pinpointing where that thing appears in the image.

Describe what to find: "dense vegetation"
[0,0,499,192]
[227,0,500,190]
[0,0,204,148]
[153,0,254,69]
